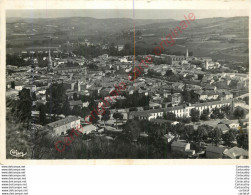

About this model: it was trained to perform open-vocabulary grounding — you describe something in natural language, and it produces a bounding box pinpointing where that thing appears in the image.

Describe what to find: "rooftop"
[47,116,79,128]
[223,147,248,159]
[171,141,189,148]
[69,100,82,106]
[206,145,226,154]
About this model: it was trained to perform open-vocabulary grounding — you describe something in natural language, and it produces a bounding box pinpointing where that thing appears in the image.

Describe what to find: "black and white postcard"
[1,0,250,164]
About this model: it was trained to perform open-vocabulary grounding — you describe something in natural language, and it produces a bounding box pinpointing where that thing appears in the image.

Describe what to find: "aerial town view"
[5,10,249,159]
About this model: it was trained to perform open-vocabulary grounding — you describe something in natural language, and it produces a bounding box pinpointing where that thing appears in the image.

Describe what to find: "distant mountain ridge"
[6,16,248,63]
[7,16,248,35]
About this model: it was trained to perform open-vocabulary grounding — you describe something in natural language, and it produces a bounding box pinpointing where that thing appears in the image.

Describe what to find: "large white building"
[129,100,233,120]
[47,116,81,136]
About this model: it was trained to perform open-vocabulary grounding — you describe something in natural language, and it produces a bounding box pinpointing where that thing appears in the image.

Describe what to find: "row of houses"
[129,99,233,120]
[171,141,248,159]
[194,89,233,101]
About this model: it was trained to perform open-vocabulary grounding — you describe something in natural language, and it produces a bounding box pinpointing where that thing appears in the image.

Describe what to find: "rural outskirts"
[153,12,196,56]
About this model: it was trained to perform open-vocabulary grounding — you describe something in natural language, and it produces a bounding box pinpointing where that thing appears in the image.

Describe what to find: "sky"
[6,9,249,20]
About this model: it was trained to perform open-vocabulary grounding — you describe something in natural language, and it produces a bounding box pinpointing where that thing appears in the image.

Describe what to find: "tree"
[218,112,225,119]
[62,100,71,116]
[87,101,100,124]
[209,128,222,146]
[73,93,78,101]
[163,112,167,120]
[197,125,209,143]
[101,109,110,126]
[108,42,118,56]
[190,108,200,122]
[243,96,249,105]
[210,108,220,119]
[124,119,141,142]
[222,129,236,147]
[17,88,32,125]
[6,54,26,67]
[31,92,36,101]
[46,83,66,116]
[198,74,204,80]
[237,133,248,150]
[182,117,191,123]
[147,69,161,77]
[88,62,98,70]
[143,105,150,110]
[124,93,150,108]
[200,109,209,121]
[181,89,191,103]
[89,110,100,124]
[183,125,195,142]
[166,70,174,77]
[121,43,133,55]
[71,105,82,116]
[148,123,165,152]
[165,112,176,121]
[210,113,217,119]
[171,123,185,140]
[190,90,199,103]
[129,107,137,112]
[113,112,123,129]
[46,83,66,104]
[88,100,97,111]
[38,104,47,125]
[234,107,245,119]
[81,107,90,118]
[221,105,231,115]
[82,134,163,159]
[135,30,142,36]
[11,81,15,89]
[30,127,57,159]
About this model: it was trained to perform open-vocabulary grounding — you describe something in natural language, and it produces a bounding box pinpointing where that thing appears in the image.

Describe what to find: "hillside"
[6,16,248,62]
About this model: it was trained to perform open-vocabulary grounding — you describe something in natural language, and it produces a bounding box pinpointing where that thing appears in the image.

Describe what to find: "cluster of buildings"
[6,45,249,158]
[171,141,248,159]
[129,99,233,120]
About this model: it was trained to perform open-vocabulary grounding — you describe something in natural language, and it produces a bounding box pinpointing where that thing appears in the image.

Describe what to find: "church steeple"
[47,49,53,72]
[49,50,52,66]
[82,66,87,84]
